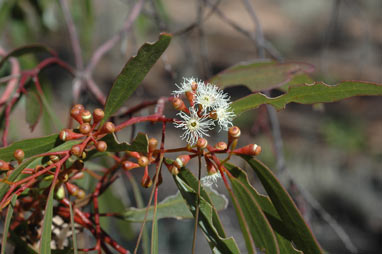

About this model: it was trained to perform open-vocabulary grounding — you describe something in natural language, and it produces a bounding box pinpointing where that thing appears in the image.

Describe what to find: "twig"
[59,0,84,70]
[239,0,265,58]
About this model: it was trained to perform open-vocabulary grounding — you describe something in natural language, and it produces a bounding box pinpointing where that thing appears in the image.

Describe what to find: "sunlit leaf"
[232,81,382,116]
[122,189,227,222]
[101,132,149,154]
[173,168,240,254]
[241,156,324,254]
[209,60,314,92]
[102,33,172,124]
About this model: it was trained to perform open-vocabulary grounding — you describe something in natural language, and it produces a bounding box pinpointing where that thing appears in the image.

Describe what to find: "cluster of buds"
[59,105,115,158]
[121,137,160,188]
[164,125,261,187]
[172,77,235,145]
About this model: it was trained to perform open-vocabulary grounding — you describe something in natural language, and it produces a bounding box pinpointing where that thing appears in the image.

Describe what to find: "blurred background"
[0,0,381,253]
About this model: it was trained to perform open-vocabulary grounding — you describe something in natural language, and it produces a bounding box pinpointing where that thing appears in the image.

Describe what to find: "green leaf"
[209,60,314,92]
[0,44,56,69]
[151,199,159,254]
[173,168,240,254]
[121,189,227,222]
[227,168,279,253]
[241,156,324,254]
[39,177,56,254]
[1,195,17,254]
[102,33,172,124]
[68,201,78,254]
[0,134,62,162]
[232,81,382,116]
[101,132,149,154]
[225,163,302,254]
[25,88,43,131]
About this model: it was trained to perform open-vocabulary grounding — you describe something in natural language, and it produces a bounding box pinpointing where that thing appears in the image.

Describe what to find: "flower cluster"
[173,77,235,145]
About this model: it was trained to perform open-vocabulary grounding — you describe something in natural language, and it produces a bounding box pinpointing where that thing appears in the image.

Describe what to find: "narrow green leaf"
[232,81,382,116]
[228,172,279,253]
[121,189,227,222]
[0,134,62,162]
[241,156,324,254]
[68,201,78,254]
[0,44,56,69]
[225,163,302,254]
[1,195,17,254]
[151,199,159,254]
[209,60,314,92]
[25,88,43,131]
[102,33,172,124]
[173,168,240,254]
[39,178,56,254]
[101,132,149,153]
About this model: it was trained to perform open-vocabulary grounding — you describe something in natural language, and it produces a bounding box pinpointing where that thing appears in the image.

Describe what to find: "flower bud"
[172,97,187,112]
[141,174,152,188]
[122,160,140,171]
[59,129,83,141]
[96,141,107,152]
[71,171,84,180]
[191,81,198,91]
[13,149,25,163]
[228,126,241,139]
[0,160,12,171]
[101,122,115,134]
[185,91,195,106]
[215,142,227,151]
[49,155,60,163]
[138,156,149,167]
[66,182,85,199]
[70,106,83,124]
[56,185,65,200]
[196,138,208,149]
[72,104,84,111]
[174,155,191,169]
[149,138,158,153]
[233,144,261,156]
[71,145,82,157]
[81,110,92,123]
[79,123,91,134]
[127,151,140,159]
[167,165,179,175]
[93,108,104,124]
[206,159,218,175]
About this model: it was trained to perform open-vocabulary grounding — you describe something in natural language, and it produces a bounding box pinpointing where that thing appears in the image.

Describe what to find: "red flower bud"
[122,160,140,171]
[81,110,92,123]
[79,123,91,134]
[233,144,261,156]
[0,160,12,171]
[93,108,104,124]
[174,155,191,169]
[13,149,25,163]
[96,141,107,152]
